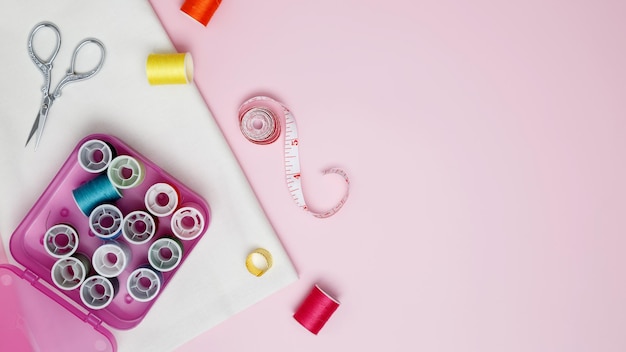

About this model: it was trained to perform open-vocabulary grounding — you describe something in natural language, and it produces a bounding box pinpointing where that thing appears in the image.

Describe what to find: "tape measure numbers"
[238,96,349,218]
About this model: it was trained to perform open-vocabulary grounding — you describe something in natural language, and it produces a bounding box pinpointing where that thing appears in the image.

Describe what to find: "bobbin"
[146,53,194,85]
[126,266,162,302]
[144,183,179,217]
[107,155,145,189]
[43,223,79,258]
[80,275,118,310]
[89,204,123,240]
[72,174,122,216]
[92,242,131,278]
[148,237,183,272]
[77,138,115,173]
[51,253,90,291]
[122,210,156,245]
[170,206,205,240]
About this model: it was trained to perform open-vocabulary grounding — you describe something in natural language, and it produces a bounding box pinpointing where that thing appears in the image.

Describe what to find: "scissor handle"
[53,38,106,98]
[28,22,61,74]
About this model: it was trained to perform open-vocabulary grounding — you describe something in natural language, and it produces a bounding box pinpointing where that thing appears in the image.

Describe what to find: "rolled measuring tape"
[122,210,157,245]
[92,241,131,278]
[73,174,123,216]
[180,0,222,26]
[89,204,123,240]
[144,183,179,217]
[126,266,162,302]
[80,275,119,310]
[170,206,205,241]
[148,237,183,272]
[107,155,145,189]
[77,138,115,173]
[245,248,273,277]
[146,53,193,85]
[238,96,350,218]
[293,285,340,335]
[43,223,79,258]
[51,253,90,291]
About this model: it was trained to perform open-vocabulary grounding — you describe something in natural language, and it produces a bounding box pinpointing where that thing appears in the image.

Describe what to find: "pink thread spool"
[293,285,340,335]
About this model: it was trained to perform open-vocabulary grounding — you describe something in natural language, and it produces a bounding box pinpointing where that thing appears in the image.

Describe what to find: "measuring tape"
[238,96,349,218]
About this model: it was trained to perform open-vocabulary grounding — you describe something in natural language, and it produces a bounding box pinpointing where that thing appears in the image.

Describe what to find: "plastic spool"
[148,237,183,272]
[127,266,162,302]
[92,242,131,278]
[78,139,114,173]
[43,224,79,258]
[170,206,204,241]
[107,155,145,189]
[80,275,118,310]
[144,183,179,217]
[89,204,123,240]
[122,210,157,244]
[51,254,90,291]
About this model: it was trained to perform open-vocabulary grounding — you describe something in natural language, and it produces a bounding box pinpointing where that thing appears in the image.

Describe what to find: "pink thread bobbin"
[293,285,340,334]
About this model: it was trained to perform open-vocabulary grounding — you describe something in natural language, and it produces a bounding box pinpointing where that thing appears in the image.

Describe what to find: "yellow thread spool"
[245,248,273,277]
[146,53,194,85]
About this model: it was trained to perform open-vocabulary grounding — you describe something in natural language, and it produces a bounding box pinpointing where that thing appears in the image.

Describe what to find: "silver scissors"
[25,22,106,150]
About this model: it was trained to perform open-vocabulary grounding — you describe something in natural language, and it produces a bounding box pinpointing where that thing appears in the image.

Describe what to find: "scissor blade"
[25,113,41,147]
[34,111,47,151]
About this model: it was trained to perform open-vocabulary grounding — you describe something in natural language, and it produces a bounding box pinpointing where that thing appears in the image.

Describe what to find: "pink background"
[149,1,626,351]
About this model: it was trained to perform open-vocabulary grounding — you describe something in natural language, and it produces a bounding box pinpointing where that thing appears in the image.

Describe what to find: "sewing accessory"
[72,174,122,216]
[51,253,90,290]
[80,275,118,310]
[146,53,193,85]
[238,96,350,218]
[170,206,205,240]
[148,237,183,272]
[107,155,145,189]
[88,204,123,240]
[245,248,273,277]
[78,139,115,173]
[122,210,157,245]
[43,223,79,258]
[25,22,105,150]
[293,285,340,335]
[145,183,179,217]
[180,0,222,26]
[92,242,131,278]
[127,266,162,302]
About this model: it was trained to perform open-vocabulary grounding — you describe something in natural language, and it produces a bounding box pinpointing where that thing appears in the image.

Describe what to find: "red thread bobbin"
[181,0,222,26]
[293,285,340,335]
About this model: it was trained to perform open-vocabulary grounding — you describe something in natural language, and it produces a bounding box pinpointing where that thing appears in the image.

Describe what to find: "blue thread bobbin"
[73,174,122,216]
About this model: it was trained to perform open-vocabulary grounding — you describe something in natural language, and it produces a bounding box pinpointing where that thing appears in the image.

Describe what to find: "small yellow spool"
[245,248,273,277]
[146,53,194,85]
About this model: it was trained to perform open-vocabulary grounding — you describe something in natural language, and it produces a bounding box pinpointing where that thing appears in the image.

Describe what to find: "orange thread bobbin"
[181,0,222,26]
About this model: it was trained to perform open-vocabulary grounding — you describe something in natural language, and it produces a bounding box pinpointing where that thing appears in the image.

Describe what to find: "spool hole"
[100,215,114,228]
[120,167,133,180]
[181,216,196,230]
[63,266,75,279]
[92,284,106,298]
[54,233,70,248]
[156,192,170,206]
[133,220,147,233]
[105,253,118,265]
[138,277,152,291]
[91,149,104,163]
[159,247,173,260]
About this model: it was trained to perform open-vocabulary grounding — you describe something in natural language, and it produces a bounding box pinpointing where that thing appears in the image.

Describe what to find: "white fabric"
[0,1,297,351]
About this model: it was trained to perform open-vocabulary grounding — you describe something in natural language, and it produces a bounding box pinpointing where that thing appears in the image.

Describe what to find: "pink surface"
[149,1,626,351]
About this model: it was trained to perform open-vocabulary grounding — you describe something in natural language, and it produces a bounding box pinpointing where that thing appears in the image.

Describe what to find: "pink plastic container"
[1,133,211,351]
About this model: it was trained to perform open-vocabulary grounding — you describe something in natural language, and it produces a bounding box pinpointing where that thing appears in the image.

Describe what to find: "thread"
[72,174,122,216]
[181,0,222,26]
[146,53,194,85]
[245,248,273,277]
[107,155,145,189]
[148,237,183,272]
[293,285,340,335]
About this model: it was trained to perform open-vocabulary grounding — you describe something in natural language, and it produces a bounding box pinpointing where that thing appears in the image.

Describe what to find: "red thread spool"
[181,0,222,26]
[293,285,340,335]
